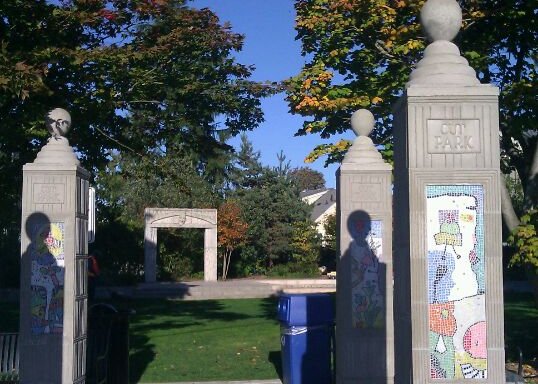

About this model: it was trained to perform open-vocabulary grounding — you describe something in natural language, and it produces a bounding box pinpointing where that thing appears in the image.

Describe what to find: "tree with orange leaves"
[217,200,248,280]
[287,0,537,293]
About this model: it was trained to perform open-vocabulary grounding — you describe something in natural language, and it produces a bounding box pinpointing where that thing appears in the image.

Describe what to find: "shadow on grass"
[130,332,156,384]
[102,298,261,383]
[504,292,538,363]
[268,350,283,382]
[262,297,282,381]
[260,296,280,321]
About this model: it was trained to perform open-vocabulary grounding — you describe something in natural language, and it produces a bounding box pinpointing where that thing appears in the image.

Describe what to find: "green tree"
[323,213,337,252]
[94,151,217,281]
[287,0,537,282]
[233,144,313,271]
[319,213,337,272]
[98,152,217,225]
[237,169,311,269]
[289,166,326,191]
[0,0,272,286]
[227,133,264,190]
[290,220,321,269]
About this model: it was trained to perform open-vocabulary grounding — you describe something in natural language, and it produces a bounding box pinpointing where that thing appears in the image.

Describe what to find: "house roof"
[299,187,328,199]
[301,188,336,222]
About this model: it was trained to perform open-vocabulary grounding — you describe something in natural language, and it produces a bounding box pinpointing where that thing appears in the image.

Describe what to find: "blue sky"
[191,0,353,187]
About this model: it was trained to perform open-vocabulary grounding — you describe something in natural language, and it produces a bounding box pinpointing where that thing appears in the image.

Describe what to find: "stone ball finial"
[351,109,375,137]
[420,0,462,42]
[45,108,71,138]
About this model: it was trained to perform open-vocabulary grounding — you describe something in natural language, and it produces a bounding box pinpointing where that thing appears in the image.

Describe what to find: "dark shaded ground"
[1,292,536,382]
[504,292,538,382]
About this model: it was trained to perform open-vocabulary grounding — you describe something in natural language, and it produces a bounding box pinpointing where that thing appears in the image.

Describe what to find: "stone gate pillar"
[393,0,505,382]
[204,227,218,281]
[336,109,394,384]
[19,109,89,383]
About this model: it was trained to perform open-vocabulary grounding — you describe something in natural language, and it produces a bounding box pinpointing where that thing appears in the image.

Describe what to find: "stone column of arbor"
[19,109,89,383]
[336,109,394,384]
[392,0,505,382]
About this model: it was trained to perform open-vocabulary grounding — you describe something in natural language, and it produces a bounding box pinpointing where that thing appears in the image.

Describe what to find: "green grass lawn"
[123,297,282,383]
[1,293,536,383]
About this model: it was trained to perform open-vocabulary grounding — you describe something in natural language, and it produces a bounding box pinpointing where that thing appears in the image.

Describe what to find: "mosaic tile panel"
[351,219,384,329]
[30,222,65,335]
[426,185,486,379]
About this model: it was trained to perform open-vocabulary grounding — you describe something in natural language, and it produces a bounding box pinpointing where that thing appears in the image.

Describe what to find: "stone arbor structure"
[144,208,217,282]
[19,109,89,383]
[393,0,505,382]
[336,110,394,383]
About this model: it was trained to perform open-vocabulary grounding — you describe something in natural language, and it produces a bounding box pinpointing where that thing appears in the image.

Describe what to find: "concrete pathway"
[2,279,530,303]
[100,278,336,300]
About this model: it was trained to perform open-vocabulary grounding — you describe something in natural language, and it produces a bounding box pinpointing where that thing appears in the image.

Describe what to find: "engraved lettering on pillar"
[427,119,481,153]
[351,183,381,202]
[33,183,66,204]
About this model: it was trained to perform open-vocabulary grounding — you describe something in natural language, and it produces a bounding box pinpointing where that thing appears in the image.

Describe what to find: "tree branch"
[93,126,144,157]
[523,139,538,211]
[501,177,521,232]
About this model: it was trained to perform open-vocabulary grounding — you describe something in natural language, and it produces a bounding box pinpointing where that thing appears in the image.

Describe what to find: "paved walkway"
[99,278,336,300]
[1,279,531,302]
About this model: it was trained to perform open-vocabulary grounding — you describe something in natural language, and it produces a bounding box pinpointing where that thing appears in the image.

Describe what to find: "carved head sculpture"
[45,108,71,138]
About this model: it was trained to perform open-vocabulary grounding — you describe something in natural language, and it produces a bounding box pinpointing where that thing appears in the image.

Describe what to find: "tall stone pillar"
[336,110,394,384]
[393,0,505,382]
[144,225,158,283]
[204,227,218,281]
[19,109,89,383]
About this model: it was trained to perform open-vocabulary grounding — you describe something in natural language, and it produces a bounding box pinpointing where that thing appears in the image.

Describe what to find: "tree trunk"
[501,165,538,306]
[501,179,521,231]
[222,250,232,280]
[224,250,232,280]
[523,140,538,211]
[221,254,228,280]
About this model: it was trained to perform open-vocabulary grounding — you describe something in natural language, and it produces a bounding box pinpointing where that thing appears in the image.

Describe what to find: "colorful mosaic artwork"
[30,222,65,335]
[351,219,384,329]
[426,185,486,379]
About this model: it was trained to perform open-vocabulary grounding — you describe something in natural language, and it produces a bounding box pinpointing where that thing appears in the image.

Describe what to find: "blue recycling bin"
[277,293,334,384]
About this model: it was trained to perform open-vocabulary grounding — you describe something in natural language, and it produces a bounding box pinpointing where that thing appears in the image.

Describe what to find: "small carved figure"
[45,108,71,138]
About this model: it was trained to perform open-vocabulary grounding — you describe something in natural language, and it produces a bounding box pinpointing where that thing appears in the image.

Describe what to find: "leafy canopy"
[0,0,273,285]
[287,0,537,269]
[287,0,536,170]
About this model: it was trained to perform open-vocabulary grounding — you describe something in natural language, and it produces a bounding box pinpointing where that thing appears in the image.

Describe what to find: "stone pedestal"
[19,109,89,383]
[393,1,505,382]
[336,110,394,384]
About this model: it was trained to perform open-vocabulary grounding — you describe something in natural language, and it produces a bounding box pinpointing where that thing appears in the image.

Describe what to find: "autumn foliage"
[217,201,248,280]
[287,0,535,171]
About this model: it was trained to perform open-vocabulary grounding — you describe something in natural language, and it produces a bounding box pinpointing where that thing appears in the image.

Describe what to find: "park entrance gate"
[144,208,217,282]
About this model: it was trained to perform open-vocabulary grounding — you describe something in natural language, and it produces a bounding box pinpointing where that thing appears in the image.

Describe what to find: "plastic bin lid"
[277,293,334,326]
